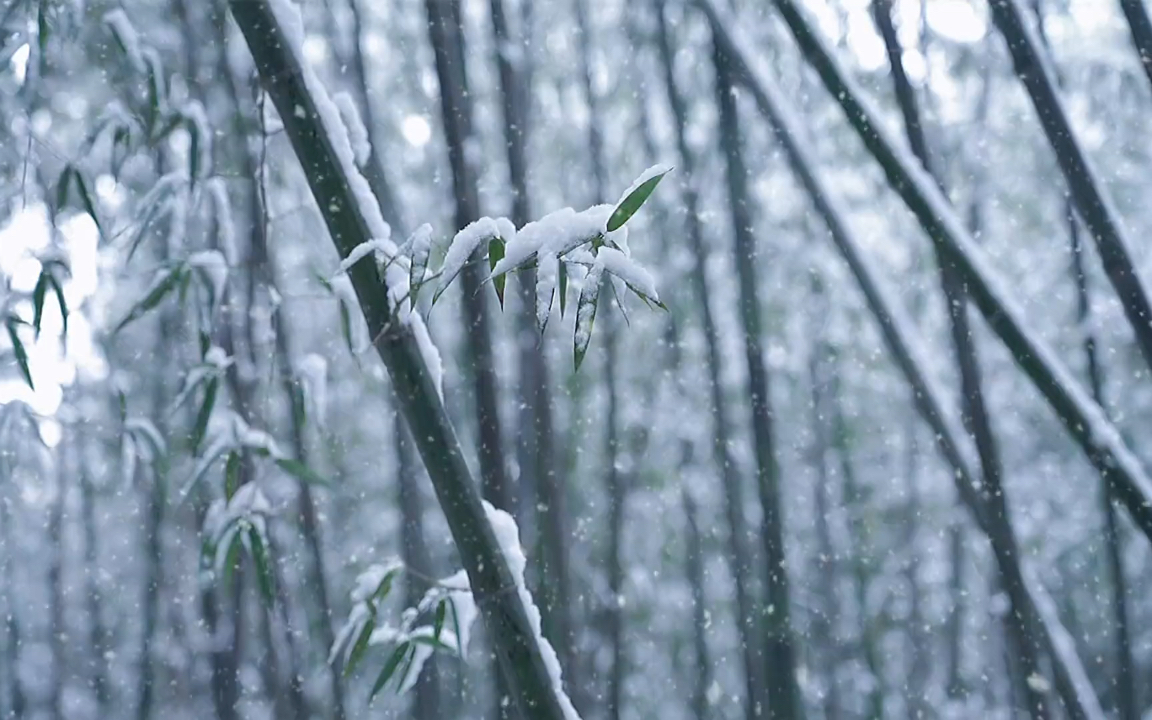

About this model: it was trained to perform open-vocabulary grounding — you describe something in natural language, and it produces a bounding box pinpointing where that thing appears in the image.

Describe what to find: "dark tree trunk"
[572,0,619,714]
[396,419,443,720]
[422,0,513,514]
[654,3,764,717]
[48,446,66,720]
[1119,0,1152,91]
[713,36,803,720]
[227,4,573,718]
[758,0,1152,560]
[0,482,22,719]
[79,449,110,714]
[985,0,1152,379]
[829,369,884,719]
[1030,6,1138,716]
[486,0,564,714]
[699,5,1106,718]
[806,320,842,720]
[870,3,1052,715]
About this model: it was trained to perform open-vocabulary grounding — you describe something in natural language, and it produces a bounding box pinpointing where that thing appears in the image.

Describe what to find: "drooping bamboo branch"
[226,3,570,719]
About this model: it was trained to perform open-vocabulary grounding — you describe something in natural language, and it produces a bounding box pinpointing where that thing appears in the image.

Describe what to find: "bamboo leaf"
[339,300,354,355]
[224,451,241,501]
[433,599,446,642]
[370,642,410,701]
[373,566,401,604]
[36,0,48,56]
[190,376,218,454]
[32,271,47,338]
[221,531,243,593]
[114,265,184,332]
[47,274,68,337]
[488,237,506,308]
[558,262,568,318]
[344,616,377,678]
[275,458,329,487]
[574,264,603,371]
[55,166,73,214]
[247,526,276,607]
[72,171,105,240]
[409,633,455,653]
[5,317,32,389]
[606,166,671,232]
[449,597,463,655]
[407,224,432,305]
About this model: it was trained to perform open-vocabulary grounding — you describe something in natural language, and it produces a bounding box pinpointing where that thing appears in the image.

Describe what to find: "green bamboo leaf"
[224,451,241,501]
[449,597,463,655]
[407,224,432,305]
[221,530,243,593]
[344,617,377,678]
[187,117,201,185]
[5,317,32,389]
[397,642,419,690]
[606,166,672,232]
[126,202,161,263]
[54,166,73,214]
[433,599,446,642]
[144,52,165,134]
[114,265,184,332]
[72,171,105,241]
[488,237,506,308]
[247,526,276,607]
[369,642,410,701]
[558,262,569,318]
[32,272,47,338]
[275,458,329,487]
[47,274,68,338]
[574,265,603,371]
[37,1,48,56]
[409,633,455,653]
[339,300,354,355]
[190,376,218,454]
[373,566,402,604]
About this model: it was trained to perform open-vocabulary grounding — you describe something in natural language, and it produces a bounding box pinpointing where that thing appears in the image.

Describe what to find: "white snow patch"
[333,92,372,166]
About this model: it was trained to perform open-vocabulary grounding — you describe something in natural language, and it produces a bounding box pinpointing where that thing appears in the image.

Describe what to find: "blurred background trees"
[2,0,1152,718]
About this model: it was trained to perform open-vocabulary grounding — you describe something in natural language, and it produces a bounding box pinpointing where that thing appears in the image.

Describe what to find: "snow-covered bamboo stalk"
[700,4,1106,717]
[716,0,1152,547]
[226,3,573,719]
[985,0,1152,378]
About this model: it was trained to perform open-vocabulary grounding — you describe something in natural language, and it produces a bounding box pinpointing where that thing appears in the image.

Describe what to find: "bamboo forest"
[3,0,1152,718]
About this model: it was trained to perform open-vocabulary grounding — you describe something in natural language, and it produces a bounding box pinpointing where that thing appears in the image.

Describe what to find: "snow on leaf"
[607,164,672,232]
[296,353,328,427]
[333,92,371,167]
[596,246,660,305]
[574,262,603,371]
[406,223,433,303]
[336,239,390,278]
[103,8,145,73]
[434,217,501,304]
[536,252,559,333]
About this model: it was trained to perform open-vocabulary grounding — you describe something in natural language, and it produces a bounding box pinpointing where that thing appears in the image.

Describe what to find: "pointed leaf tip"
[606,165,672,232]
